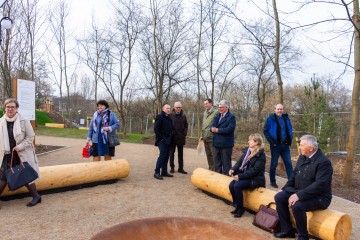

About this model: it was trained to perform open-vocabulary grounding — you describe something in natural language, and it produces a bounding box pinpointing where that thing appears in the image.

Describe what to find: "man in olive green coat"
[201,99,218,170]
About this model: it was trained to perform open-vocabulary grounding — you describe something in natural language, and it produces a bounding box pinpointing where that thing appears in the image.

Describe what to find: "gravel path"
[0,136,358,240]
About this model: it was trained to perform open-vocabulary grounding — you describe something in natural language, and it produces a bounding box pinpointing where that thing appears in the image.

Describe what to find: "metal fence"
[119,111,359,154]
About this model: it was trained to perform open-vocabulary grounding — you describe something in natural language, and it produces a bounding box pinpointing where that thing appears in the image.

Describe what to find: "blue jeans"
[270,143,293,182]
[154,142,170,174]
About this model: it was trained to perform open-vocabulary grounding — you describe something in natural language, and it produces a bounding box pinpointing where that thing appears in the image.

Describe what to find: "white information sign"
[17,79,36,120]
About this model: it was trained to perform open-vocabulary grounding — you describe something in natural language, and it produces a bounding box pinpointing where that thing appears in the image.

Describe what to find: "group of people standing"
[154,100,333,240]
[153,102,189,180]
[0,97,333,240]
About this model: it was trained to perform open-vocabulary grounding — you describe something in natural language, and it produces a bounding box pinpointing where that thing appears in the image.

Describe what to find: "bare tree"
[47,0,77,121]
[342,0,360,185]
[272,0,283,103]
[76,15,109,103]
[140,0,193,113]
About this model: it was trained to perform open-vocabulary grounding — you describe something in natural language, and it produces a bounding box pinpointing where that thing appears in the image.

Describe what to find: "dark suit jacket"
[231,147,266,189]
[211,111,236,148]
[170,109,188,146]
[282,149,333,208]
[154,111,173,146]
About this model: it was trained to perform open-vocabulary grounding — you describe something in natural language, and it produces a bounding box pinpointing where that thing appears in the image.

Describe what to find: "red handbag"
[252,202,280,233]
[82,144,93,158]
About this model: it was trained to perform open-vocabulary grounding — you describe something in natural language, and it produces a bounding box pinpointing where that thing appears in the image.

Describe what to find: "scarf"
[92,109,109,144]
[0,113,21,156]
[239,148,252,171]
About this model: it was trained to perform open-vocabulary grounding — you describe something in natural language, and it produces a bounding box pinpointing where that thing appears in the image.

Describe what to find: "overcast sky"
[42,0,354,90]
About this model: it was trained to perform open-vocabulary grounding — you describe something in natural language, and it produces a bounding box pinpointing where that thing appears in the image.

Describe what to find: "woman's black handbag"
[108,131,120,147]
[5,149,39,191]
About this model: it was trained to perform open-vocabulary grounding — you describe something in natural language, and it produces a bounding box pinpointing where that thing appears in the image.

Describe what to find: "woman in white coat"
[0,98,41,207]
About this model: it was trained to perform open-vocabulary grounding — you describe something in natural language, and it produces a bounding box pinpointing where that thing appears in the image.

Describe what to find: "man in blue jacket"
[274,135,333,240]
[211,100,236,175]
[263,103,293,188]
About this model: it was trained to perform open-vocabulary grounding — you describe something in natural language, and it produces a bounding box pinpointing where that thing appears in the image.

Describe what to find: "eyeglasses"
[175,107,181,108]
[6,106,17,109]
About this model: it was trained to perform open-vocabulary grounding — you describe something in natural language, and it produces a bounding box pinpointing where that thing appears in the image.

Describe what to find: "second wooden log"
[191,168,352,240]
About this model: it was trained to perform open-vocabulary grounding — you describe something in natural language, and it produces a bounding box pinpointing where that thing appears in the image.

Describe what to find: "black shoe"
[233,208,245,218]
[161,173,174,177]
[230,208,239,214]
[170,168,175,173]
[27,196,41,207]
[273,230,296,238]
[178,169,187,174]
[154,173,163,180]
[270,182,279,188]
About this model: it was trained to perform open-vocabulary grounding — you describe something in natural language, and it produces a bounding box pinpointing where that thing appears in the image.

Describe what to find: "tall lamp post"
[0,0,12,43]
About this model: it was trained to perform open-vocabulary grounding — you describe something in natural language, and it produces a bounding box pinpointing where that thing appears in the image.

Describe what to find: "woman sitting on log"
[228,133,266,218]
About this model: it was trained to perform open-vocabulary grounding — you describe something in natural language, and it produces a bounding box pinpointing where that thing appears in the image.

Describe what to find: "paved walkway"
[1,136,358,240]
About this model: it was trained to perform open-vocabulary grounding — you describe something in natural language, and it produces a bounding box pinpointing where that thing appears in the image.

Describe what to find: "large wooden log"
[2,159,130,196]
[191,168,352,240]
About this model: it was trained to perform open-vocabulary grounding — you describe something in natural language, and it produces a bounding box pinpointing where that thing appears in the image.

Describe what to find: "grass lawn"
[35,127,152,144]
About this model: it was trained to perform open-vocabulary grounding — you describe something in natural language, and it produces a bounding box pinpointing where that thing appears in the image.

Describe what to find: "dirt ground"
[1,136,359,240]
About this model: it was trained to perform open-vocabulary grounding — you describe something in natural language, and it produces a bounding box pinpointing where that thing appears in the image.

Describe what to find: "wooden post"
[191,168,352,240]
[296,137,300,156]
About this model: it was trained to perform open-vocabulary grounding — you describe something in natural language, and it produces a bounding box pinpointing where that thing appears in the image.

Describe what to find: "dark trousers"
[155,142,171,174]
[213,147,232,175]
[204,139,214,170]
[169,144,184,170]
[270,143,293,183]
[274,191,324,239]
[229,179,251,208]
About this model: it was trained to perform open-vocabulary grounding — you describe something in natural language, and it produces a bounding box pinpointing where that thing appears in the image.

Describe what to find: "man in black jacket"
[153,104,174,180]
[274,135,333,240]
[169,101,188,174]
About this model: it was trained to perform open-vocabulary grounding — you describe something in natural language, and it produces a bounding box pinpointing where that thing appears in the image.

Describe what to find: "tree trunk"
[272,0,283,103]
[196,1,204,138]
[342,0,360,185]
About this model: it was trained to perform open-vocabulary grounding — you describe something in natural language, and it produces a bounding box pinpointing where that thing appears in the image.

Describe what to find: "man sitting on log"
[274,135,333,240]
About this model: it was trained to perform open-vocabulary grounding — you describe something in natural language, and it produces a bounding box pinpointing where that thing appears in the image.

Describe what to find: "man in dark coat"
[263,103,293,188]
[169,101,189,174]
[153,104,174,180]
[211,100,236,175]
[274,135,333,240]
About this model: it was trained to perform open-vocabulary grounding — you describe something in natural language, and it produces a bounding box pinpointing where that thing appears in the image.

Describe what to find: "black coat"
[154,111,173,146]
[282,149,333,209]
[231,147,266,189]
[170,109,188,146]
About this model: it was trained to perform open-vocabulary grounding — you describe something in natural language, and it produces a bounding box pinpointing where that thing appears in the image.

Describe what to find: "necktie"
[219,114,224,122]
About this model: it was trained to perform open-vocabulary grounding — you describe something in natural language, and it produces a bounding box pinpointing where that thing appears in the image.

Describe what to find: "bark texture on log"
[3,159,130,196]
[191,168,352,240]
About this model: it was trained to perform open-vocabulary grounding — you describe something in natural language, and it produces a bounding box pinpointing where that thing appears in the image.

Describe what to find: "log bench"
[45,123,65,128]
[3,159,130,196]
[191,168,352,240]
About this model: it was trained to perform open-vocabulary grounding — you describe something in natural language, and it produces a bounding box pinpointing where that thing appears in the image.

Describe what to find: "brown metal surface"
[90,216,266,240]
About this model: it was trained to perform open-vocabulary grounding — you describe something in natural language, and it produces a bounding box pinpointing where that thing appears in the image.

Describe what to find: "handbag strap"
[9,148,25,169]
[266,202,276,208]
